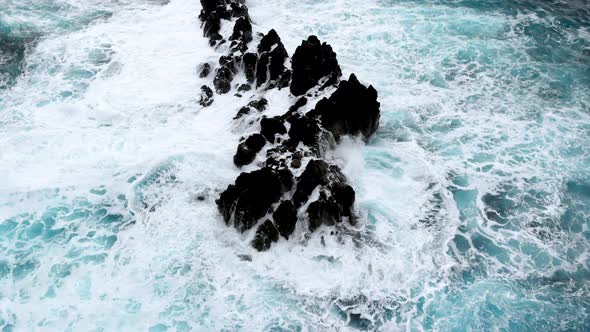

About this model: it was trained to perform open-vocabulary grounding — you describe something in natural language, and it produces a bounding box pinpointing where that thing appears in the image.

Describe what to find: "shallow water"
[1,0,589,330]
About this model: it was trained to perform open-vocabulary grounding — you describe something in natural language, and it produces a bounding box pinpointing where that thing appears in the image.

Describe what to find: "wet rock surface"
[273,200,298,239]
[198,62,211,78]
[233,133,266,167]
[291,35,341,96]
[309,74,380,141]
[252,219,279,251]
[199,0,380,251]
[216,166,290,233]
[199,85,214,107]
[260,116,286,143]
[255,30,290,88]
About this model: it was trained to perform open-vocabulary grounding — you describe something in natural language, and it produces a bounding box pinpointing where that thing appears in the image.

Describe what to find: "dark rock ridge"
[199,0,249,46]
[198,0,252,98]
[250,29,291,89]
[198,0,380,251]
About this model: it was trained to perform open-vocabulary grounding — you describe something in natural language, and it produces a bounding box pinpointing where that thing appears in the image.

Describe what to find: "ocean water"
[1,0,589,330]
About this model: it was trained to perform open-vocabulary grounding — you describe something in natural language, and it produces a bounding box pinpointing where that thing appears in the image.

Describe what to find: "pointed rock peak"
[305,35,321,45]
[348,73,359,84]
[290,35,341,96]
[258,29,282,53]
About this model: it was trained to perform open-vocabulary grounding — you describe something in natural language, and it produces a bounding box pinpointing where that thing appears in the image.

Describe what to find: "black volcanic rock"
[199,0,227,45]
[199,0,249,46]
[234,106,251,119]
[230,2,249,18]
[254,29,290,88]
[219,55,237,69]
[248,98,268,112]
[276,167,294,192]
[213,66,233,94]
[309,74,380,142]
[199,0,218,13]
[216,167,287,233]
[230,16,252,53]
[198,63,211,78]
[273,200,297,239]
[238,84,251,92]
[290,97,308,113]
[255,53,269,87]
[243,52,257,83]
[290,36,341,96]
[202,13,222,43]
[331,182,355,217]
[293,159,345,207]
[260,116,287,143]
[257,29,282,53]
[277,69,291,89]
[286,114,321,149]
[252,219,279,251]
[268,43,288,81]
[234,133,266,167]
[199,85,214,107]
[307,193,341,232]
[230,16,252,43]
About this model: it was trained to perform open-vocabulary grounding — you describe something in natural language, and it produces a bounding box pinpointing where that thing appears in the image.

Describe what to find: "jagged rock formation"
[309,73,380,142]
[197,0,380,251]
[290,35,341,96]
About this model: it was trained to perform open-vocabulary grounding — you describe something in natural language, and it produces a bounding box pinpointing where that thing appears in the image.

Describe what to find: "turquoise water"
[1,0,590,330]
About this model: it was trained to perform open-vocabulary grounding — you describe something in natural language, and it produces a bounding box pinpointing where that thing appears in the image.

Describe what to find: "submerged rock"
[198,62,211,78]
[199,85,214,107]
[234,106,252,119]
[213,66,233,94]
[238,84,251,92]
[290,36,341,96]
[247,98,268,112]
[252,219,279,251]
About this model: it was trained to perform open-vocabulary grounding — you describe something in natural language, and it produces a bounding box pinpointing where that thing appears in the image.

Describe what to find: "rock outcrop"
[290,35,341,96]
[198,0,380,251]
[308,74,380,142]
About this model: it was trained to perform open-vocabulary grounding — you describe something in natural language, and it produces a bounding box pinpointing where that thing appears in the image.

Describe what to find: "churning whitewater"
[1,0,589,331]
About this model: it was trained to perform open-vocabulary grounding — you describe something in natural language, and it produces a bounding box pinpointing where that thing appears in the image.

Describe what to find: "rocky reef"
[197,0,380,251]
